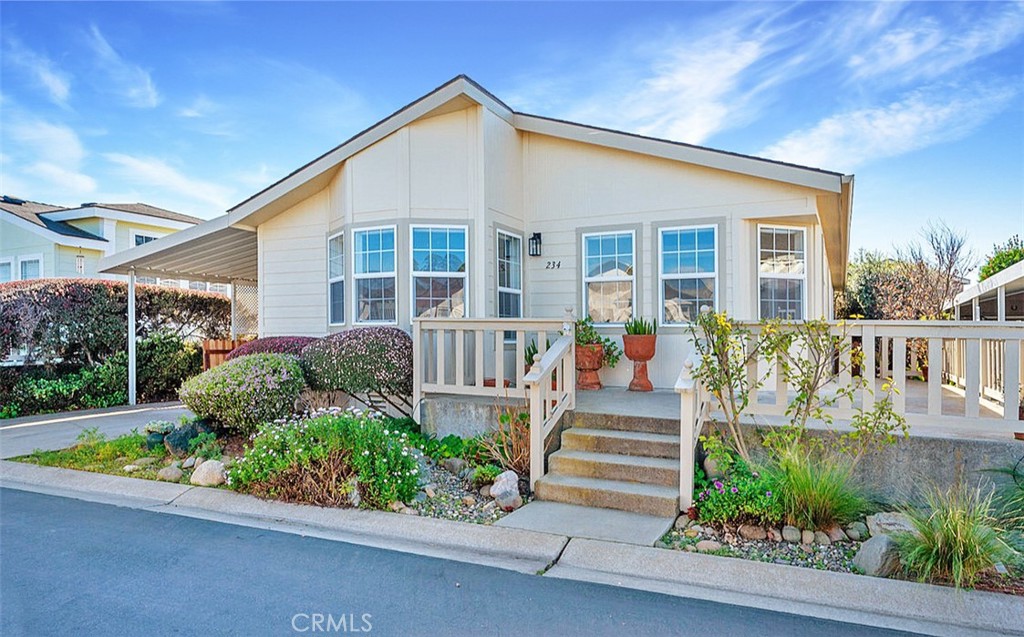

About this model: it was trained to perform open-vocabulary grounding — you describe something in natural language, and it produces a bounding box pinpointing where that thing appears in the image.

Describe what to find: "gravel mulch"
[409,461,528,525]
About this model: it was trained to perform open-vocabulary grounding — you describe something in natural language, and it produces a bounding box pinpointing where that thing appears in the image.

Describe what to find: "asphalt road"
[0,488,921,637]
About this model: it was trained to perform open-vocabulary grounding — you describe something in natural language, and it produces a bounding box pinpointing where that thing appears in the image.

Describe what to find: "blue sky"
[2,1,1022,272]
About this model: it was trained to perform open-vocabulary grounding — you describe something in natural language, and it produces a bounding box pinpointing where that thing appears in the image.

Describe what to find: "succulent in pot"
[574,317,621,390]
[622,316,657,392]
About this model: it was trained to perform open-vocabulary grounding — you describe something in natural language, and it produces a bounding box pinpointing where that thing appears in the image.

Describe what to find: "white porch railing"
[525,333,576,489]
[675,353,709,511]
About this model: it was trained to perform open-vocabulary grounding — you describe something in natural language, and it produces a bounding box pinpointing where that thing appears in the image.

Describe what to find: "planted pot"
[575,343,605,390]
[622,334,656,392]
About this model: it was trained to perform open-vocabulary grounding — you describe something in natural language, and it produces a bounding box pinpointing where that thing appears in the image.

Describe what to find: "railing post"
[678,361,696,512]
[861,324,875,411]
[412,319,422,422]
[1006,338,1021,421]
[529,354,544,490]
[927,337,943,416]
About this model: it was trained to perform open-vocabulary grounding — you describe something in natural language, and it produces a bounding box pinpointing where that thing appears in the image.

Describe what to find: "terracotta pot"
[575,343,604,390]
[1015,431,1024,441]
[623,334,657,392]
[482,378,512,388]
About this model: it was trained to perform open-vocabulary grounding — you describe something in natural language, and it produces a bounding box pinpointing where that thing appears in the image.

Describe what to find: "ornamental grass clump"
[895,482,1017,589]
[179,353,305,435]
[225,336,319,361]
[228,409,420,509]
[300,327,413,416]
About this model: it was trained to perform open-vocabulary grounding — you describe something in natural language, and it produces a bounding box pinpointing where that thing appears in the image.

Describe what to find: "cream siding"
[55,246,104,277]
[0,219,54,277]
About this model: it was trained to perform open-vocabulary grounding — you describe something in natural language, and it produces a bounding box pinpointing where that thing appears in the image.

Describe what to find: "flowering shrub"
[225,336,319,361]
[301,327,413,416]
[695,464,782,527]
[179,354,305,435]
[228,408,420,509]
[0,278,229,366]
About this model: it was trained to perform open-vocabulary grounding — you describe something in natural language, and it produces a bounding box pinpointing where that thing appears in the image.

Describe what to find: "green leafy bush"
[228,409,420,509]
[761,443,871,529]
[575,317,621,368]
[978,235,1024,281]
[696,462,782,526]
[188,432,223,460]
[472,464,503,486]
[895,482,1017,589]
[179,353,305,435]
[300,327,413,416]
[226,336,318,361]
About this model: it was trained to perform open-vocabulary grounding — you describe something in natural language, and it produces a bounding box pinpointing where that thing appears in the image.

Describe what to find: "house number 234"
[545,261,561,269]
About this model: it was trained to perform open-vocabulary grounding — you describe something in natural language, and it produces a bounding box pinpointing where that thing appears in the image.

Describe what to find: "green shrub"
[300,327,413,416]
[762,444,871,529]
[978,235,1024,281]
[895,482,1017,588]
[226,336,318,361]
[188,432,223,460]
[472,463,503,486]
[228,410,420,509]
[695,463,782,527]
[179,353,305,435]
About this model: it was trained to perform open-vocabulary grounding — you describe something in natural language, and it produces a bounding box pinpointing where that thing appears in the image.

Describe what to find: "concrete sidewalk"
[0,402,192,459]
[1,459,1020,637]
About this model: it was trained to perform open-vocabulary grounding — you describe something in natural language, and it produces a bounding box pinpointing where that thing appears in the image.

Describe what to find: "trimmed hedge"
[179,353,305,435]
[226,336,318,361]
[300,327,413,416]
[0,278,230,366]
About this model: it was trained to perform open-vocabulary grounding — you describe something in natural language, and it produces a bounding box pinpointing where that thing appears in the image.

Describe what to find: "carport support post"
[128,268,137,406]
[230,282,237,340]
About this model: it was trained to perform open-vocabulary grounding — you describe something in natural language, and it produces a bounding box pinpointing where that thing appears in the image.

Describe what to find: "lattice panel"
[232,282,259,338]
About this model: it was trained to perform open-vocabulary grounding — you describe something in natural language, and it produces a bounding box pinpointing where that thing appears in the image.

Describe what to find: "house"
[951,260,1024,321]
[0,196,224,291]
[99,75,853,389]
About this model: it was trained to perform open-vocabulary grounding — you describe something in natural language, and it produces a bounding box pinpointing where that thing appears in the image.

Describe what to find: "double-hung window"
[758,225,806,320]
[328,232,345,325]
[17,255,41,280]
[660,226,717,323]
[0,258,12,283]
[412,225,467,318]
[354,226,396,323]
[496,231,522,320]
[582,231,634,324]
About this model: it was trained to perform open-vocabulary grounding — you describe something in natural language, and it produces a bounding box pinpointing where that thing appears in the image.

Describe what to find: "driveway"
[0,403,193,459]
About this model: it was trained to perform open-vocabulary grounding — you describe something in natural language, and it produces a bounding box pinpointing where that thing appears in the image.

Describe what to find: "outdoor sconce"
[528,233,542,257]
[75,253,85,274]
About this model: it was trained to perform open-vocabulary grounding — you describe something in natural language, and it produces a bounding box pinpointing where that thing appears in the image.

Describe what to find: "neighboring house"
[100,75,853,388]
[951,260,1024,321]
[0,196,225,292]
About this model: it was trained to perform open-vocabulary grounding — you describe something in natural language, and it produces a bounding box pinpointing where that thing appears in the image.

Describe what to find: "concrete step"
[568,411,679,436]
[561,428,680,459]
[534,474,680,517]
[548,449,679,487]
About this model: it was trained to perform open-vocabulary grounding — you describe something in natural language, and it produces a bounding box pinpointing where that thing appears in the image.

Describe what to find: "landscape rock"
[684,529,699,538]
[156,466,183,482]
[122,464,140,473]
[695,540,722,552]
[390,501,404,512]
[194,457,205,468]
[846,521,869,542]
[702,455,725,480]
[145,433,166,450]
[738,525,767,541]
[767,528,782,542]
[479,485,491,498]
[189,460,226,486]
[442,457,467,475]
[413,491,428,503]
[813,531,832,546]
[182,457,196,469]
[461,496,476,506]
[400,507,419,515]
[801,529,815,545]
[866,512,917,538]
[782,526,802,543]
[164,423,200,457]
[424,486,436,499]
[347,479,361,508]
[853,535,900,577]
[825,525,849,543]
[490,470,521,511]
[134,457,158,467]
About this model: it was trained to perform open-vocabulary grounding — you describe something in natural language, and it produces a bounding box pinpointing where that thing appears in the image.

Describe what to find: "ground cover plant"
[21,427,175,478]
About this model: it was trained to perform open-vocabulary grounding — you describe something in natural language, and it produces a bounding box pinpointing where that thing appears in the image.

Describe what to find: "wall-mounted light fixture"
[528,233,542,257]
[75,252,85,275]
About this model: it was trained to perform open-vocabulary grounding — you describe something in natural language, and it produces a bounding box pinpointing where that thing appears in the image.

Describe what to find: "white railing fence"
[675,353,708,511]
[525,333,576,489]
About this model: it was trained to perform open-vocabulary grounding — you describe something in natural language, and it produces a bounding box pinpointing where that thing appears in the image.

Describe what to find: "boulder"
[182,457,196,469]
[738,525,767,541]
[767,528,782,542]
[825,525,849,543]
[801,529,815,545]
[164,423,200,458]
[702,455,725,480]
[866,512,917,538]
[782,526,802,543]
[479,485,491,498]
[189,460,226,486]
[813,531,832,546]
[853,535,901,577]
[846,521,869,542]
[156,466,183,482]
[145,433,166,451]
[442,457,467,475]
[695,540,722,552]
[491,470,523,511]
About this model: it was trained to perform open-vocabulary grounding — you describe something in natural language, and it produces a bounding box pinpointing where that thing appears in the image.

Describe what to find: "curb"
[551,538,1024,637]
[0,460,567,575]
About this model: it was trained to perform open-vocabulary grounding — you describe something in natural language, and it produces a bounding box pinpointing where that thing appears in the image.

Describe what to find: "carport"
[98,215,258,405]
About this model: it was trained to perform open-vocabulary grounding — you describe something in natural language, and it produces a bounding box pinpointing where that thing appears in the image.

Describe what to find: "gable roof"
[56,202,204,225]
[0,197,107,242]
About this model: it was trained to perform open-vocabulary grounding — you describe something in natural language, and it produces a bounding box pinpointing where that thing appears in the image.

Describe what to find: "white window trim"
[581,229,636,325]
[658,224,718,324]
[130,229,163,247]
[496,229,523,318]
[410,224,469,321]
[757,223,807,320]
[327,230,346,326]
[16,253,43,280]
[0,257,13,283]
[352,224,398,325]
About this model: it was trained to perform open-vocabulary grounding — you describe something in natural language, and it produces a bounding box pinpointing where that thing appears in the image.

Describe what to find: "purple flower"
[765,491,772,497]
[730,486,738,494]
[713,480,723,490]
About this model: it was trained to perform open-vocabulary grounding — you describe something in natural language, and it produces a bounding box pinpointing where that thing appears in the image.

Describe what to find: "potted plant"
[574,317,621,390]
[523,339,557,390]
[622,316,657,392]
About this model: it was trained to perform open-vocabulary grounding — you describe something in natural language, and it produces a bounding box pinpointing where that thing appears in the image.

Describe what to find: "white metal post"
[127,268,137,406]
[997,285,1006,322]
[230,282,238,340]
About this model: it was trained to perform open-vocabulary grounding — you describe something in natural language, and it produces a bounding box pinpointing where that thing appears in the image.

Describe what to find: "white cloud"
[2,37,72,106]
[104,153,234,211]
[759,84,1019,171]
[178,94,218,118]
[5,118,97,194]
[85,24,160,108]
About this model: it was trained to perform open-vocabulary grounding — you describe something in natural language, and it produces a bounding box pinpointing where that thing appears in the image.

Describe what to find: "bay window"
[582,230,634,324]
[411,225,467,318]
[354,226,396,323]
[758,225,806,320]
[660,226,717,323]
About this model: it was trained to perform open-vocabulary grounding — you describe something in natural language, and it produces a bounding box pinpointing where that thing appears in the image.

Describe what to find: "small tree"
[894,220,974,319]
[978,235,1024,281]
